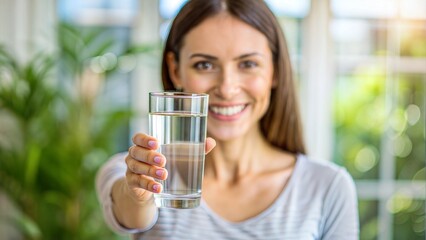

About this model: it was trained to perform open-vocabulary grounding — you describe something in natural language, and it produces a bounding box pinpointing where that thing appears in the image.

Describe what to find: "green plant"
[0,23,157,239]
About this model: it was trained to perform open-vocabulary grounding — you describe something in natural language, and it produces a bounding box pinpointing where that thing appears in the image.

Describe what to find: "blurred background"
[0,0,424,239]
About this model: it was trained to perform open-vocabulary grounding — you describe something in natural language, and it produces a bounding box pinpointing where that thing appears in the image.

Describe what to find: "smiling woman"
[161,0,305,152]
[164,12,276,141]
[96,0,359,239]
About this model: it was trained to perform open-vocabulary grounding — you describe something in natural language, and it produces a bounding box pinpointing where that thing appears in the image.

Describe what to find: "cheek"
[180,72,217,93]
[247,74,273,97]
[185,80,212,93]
[246,74,273,116]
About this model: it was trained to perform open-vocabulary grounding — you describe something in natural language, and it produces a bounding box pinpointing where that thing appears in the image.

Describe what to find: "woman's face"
[167,13,275,141]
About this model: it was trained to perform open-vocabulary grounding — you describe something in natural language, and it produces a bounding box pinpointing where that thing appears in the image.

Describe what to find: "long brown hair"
[161,0,306,154]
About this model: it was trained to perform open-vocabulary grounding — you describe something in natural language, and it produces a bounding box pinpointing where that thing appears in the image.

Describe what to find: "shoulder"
[292,155,358,211]
[292,154,357,200]
[297,154,354,184]
[295,155,360,238]
[297,154,343,173]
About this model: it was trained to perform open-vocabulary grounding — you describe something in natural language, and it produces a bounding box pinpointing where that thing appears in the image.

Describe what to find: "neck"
[204,125,270,183]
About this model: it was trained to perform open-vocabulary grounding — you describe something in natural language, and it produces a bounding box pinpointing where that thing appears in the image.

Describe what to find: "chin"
[208,128,248,142]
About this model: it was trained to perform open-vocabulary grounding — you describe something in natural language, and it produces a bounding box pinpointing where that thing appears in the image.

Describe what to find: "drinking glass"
[149,92,209,208]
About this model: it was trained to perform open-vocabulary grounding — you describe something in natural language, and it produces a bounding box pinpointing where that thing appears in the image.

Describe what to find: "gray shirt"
[96,153,359,240]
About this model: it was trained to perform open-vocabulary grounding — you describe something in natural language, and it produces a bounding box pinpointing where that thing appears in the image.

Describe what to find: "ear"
[166,52,183,90]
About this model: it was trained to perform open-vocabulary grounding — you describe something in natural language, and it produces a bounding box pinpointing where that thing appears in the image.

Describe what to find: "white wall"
[130,0,163,137]
[0,0,57,63]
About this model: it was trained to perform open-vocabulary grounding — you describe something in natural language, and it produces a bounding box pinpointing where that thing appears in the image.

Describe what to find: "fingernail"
[153,156,162,164]
[155,170,164,177]
[152,184,160,192]
[148,141,156,148]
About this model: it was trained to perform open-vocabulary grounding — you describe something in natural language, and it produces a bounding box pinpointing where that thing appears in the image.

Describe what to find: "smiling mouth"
[209,104,247,116]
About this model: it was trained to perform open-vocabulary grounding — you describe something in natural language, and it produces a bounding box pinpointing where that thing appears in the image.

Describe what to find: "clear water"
[149,112,207,197]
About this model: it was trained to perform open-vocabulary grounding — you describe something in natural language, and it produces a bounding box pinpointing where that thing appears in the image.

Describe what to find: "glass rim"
[149,91,208,98]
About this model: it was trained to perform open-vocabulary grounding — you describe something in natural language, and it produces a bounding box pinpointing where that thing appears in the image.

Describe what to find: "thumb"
[205,137,216,154]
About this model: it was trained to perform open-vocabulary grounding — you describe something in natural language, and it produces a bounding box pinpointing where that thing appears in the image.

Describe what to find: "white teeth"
[210,105,245,116]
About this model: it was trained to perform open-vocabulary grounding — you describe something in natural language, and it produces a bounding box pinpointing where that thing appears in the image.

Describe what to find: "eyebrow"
[189,52,263,60]
[234,53,264,60]
[190,53,217,60]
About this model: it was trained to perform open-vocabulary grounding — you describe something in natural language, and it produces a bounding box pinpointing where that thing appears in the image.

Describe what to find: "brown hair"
[161,0,306,154]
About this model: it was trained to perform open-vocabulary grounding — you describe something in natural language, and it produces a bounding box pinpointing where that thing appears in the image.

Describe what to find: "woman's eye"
[193,61,213,70]
[239,60,258,69]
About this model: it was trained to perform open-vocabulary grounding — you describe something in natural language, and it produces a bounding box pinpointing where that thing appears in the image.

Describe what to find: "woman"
[96,0,359,239]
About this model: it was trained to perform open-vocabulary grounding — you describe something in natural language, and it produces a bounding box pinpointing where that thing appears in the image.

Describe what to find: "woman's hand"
[125,133,216,203]
[125,133,167,202]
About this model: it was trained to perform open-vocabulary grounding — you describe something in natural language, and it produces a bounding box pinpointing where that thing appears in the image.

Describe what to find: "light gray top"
[96,153,359,240]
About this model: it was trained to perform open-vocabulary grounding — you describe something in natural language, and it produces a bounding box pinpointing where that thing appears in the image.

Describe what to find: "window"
[58,0,139,152]
[331,0,426,239]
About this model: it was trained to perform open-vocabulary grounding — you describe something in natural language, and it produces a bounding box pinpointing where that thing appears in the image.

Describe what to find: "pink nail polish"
[152,184,160,192]
[148,141,156,148]
[154,156,162,164]
[155,170,164,177]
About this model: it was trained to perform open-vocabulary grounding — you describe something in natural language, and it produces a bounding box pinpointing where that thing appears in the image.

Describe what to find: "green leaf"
[25,142,42,188]
[12,213,42,239]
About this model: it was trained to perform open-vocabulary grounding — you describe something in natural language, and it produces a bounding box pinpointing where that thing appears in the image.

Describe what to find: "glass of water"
[149,92,209,209]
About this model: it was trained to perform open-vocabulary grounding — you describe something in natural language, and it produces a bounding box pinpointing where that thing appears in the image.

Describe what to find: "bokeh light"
[354,146,378,172]
[390,108,407,134]
[405,104,421,126]
[392,134,413,158]
[387,192,413,214]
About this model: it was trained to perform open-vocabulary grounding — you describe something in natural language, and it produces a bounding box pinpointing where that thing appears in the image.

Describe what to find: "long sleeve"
[95,152,159,235]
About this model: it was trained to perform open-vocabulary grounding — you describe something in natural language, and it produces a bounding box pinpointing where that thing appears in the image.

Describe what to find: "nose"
[214,67,240,99]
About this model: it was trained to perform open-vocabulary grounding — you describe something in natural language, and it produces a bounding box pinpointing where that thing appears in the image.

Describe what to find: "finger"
[132,133,159,150]
[126,169,163,194]
[125,155,168,180]
[205,137,216,154]
[128,145,165,167]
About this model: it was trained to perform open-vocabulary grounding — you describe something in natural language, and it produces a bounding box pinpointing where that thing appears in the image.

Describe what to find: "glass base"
[154,197,200,209]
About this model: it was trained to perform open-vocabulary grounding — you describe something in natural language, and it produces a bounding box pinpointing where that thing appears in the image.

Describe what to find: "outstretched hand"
[124,133,216,202]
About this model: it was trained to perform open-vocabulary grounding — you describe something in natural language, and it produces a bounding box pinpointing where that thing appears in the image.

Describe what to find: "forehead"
[180,13,271,57]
